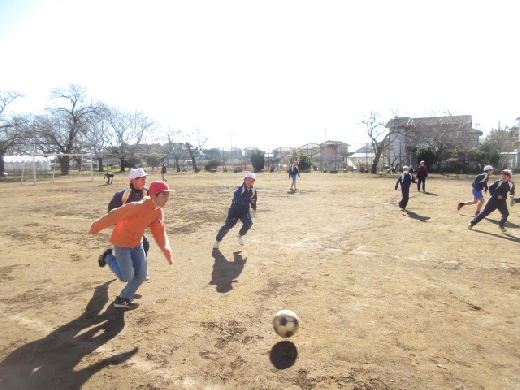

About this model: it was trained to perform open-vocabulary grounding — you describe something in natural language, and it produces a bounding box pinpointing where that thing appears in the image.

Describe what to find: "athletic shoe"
[213,240,220,249]
[467,224,473,230]
[498,225,507,232]
[457,203,464,211]
[145,275,150,281]
[114,296,139,309]
[98,248,112,268]
[238,235,245,246]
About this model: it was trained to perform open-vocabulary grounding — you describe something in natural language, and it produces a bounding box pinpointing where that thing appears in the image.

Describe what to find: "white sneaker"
[238,235,245,246]
[213,241,220,249]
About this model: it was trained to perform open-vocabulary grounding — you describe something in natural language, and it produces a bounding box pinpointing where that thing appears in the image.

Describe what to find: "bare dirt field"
[0,171,519,390]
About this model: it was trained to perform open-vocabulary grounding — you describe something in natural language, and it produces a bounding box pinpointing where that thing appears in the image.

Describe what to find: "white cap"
[244,172,256,179]
[420,160,425,164]
[483,165,494,172]
[128,168,149,180]
[402,166,409,171]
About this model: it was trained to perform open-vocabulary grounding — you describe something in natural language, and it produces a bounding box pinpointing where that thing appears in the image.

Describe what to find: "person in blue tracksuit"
[457,165,494,216]
[289,161,300,192]
[395,166,416,210]
[213,172,257,249]
[468,169,515,232]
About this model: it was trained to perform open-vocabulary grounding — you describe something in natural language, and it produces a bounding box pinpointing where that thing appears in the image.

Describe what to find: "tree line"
[0,84,212,175]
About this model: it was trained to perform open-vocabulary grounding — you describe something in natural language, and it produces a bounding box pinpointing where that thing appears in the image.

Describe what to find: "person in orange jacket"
[89,181,175,309]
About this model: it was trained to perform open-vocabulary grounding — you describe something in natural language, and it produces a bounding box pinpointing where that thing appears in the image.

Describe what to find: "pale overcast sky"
[1,0,518,151]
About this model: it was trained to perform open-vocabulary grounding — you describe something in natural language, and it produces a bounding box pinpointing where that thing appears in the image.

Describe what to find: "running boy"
[213,172,257,249]
[89,181,175,308]
[458,165,494,215]
[395,166,416,210]
[468,169,515,232]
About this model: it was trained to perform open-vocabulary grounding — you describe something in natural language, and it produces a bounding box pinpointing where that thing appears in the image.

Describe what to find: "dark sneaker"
[457,202,464,211]
[98,248,112,268]
[114,296,139,309]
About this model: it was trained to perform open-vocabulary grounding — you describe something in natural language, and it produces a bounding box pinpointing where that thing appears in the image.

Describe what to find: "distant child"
[468,169,515,232]
[161,162,167,182]
[415,161,429,192]
[89,181,175,309]
[289,161,300,192]
[458,165,494,215]
[213,172,257,249]
[104,171,114,185]
[395,166,416,210]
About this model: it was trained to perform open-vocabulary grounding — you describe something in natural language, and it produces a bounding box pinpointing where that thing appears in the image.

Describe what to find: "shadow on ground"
[0,280,137,390]
[210,250,247,293]
[270,341,298,369]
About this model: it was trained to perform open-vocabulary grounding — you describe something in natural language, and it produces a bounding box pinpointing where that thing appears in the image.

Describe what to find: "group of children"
[89,169,260,309]
[90,161,516,310]
[395,162,517,232]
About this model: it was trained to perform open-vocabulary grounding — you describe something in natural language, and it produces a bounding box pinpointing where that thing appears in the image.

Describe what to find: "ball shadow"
[269,341,298,369]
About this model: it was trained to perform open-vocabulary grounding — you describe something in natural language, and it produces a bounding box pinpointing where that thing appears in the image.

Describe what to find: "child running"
[468,169,515,232]
[395,166,416,210]
[213,172,257,249]
[457,165,494,215]
[89,181,175,309]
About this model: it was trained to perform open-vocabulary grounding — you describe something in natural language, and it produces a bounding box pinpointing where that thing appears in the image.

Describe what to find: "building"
[386,115,482,169]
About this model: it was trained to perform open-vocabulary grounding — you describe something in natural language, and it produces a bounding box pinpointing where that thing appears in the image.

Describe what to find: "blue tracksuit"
[395,172,416,209]
[215,183,257,242]
[471,179,515,228]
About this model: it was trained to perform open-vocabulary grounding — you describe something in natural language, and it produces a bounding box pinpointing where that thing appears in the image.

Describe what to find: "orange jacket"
[89,197,173,264]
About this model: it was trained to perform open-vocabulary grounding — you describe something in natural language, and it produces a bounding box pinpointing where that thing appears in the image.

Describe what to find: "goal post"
[23,154,94,184]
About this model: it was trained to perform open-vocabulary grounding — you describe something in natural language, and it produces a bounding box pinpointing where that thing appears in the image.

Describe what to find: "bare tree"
[361,112,391,174]
[184,129,208,173]
[162,126,186,172]
[39,84,104,174]
[0,91,26,174]
[106,107,158,171]
[82,105,113,172]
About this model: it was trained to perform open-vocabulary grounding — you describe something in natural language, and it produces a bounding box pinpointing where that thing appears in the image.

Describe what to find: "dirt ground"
[0,171,519,390]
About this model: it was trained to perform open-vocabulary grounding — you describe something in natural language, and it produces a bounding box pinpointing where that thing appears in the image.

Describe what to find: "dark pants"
[399,187,410,209]
[143,235,150,256]
[471,199,509,227]
[215,208,253,242]
[417,177,426,191]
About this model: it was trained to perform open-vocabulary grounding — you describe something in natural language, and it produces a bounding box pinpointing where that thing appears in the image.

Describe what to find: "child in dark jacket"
[468,169,515,232]
[395,166,416,210]
[415,161,428,192]
[213,172,257,249]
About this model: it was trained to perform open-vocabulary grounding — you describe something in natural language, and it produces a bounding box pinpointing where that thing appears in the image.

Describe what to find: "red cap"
[149,181,175,195]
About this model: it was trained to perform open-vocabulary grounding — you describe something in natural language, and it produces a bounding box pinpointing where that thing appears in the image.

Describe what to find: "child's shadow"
[0,280,137,390]
[210,250,247,293]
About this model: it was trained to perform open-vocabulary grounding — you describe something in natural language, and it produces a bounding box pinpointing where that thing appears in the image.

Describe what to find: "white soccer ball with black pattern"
[272,309,299,338]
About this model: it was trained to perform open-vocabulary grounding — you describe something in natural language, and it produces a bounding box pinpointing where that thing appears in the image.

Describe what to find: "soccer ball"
[272,309,299,338]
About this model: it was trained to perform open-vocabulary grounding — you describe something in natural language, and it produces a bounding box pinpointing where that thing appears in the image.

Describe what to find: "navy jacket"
[488,179,515,200]
[229,183,257,213]
[472,172,490,191]
[395,173,416,189]
[108,183,149,212]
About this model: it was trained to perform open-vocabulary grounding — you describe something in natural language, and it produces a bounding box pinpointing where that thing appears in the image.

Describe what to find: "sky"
[0,0,519,152]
